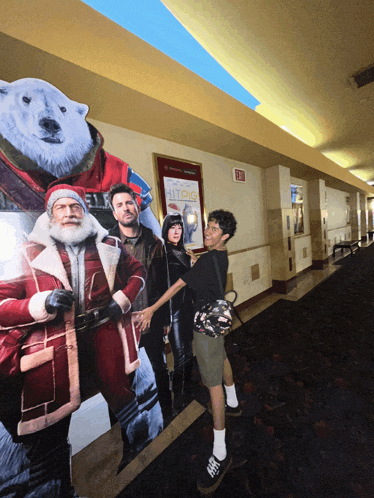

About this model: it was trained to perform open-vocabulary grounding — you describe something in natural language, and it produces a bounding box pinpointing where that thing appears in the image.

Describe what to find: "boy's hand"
[186,249,197,265]
[133,306,155,332]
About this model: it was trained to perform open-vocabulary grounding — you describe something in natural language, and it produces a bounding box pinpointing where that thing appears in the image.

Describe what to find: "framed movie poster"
[153,153,206,253]
[291,184,304,235]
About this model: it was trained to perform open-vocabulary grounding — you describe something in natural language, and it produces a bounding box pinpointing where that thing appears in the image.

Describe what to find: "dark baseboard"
[361,235,368,242]
[271,277,297,294]
[312,258,329,269]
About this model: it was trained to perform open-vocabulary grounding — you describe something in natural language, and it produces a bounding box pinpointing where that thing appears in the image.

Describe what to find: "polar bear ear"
[75,103,89,118]
[0,81,9,98]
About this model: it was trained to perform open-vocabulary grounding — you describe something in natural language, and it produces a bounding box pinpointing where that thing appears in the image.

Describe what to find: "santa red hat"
[45,184,89,217]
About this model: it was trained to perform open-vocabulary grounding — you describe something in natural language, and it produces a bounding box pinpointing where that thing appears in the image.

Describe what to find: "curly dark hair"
[108,183,138,210]
[208,209,237,242]
[162,213,185,249]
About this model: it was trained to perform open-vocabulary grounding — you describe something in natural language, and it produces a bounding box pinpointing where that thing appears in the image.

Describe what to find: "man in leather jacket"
[108,183,171,421]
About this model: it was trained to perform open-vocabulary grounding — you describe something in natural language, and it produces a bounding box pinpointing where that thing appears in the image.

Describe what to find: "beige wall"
[326,187,348,230]
[294,235,312,273]
[326,186,350,255]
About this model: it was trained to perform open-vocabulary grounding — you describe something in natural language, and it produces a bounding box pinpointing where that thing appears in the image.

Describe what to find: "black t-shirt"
[181,249,228,309]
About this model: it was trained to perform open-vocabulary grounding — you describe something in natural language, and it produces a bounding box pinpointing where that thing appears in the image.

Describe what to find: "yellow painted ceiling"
[162,0,374,185]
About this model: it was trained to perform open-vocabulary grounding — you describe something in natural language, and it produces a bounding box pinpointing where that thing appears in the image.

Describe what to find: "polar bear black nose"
[40,118,61,135]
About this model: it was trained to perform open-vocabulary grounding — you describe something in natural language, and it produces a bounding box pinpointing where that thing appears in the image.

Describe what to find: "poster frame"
[152,153,207,253]
[291,183,304,235]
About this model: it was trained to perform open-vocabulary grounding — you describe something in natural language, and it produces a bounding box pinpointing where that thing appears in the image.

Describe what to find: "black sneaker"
[197,453,233,495]
[225,404,242,416]
[207,401,242,417]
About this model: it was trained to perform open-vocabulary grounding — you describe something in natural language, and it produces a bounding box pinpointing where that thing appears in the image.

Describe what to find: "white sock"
[224,384,238,408]
[213,428,227,461]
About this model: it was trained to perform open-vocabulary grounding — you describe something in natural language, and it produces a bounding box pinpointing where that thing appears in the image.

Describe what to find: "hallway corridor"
[73,242,374,497]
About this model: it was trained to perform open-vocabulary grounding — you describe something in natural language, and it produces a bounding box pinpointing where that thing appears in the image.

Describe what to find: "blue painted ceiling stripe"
[82,0,260,110]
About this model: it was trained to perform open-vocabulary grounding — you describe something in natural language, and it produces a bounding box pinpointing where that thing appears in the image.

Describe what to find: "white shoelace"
[207,456,221,478]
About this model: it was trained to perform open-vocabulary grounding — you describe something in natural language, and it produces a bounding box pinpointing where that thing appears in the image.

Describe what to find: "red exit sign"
[232,168,246,183]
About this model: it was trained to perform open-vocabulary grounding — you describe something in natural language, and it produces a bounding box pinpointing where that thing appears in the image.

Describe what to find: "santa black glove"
[45,289,74,314]
[106,299,123,321]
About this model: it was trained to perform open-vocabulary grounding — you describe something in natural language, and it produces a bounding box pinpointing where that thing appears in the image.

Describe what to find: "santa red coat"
[0,213,146,436]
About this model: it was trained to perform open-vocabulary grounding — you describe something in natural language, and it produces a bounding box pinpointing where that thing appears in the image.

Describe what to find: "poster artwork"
[164,177,204,250]
[291,184,304,235]
[0,77,172,496]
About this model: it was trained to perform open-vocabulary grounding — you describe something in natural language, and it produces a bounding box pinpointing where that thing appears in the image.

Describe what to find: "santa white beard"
[49,214,97,246]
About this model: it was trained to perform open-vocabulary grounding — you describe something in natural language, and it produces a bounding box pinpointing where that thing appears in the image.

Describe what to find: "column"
[368,199,374,230]
[308,179,328,269]
[367,197,374,239]
[265,165,296,294]
[360,194,368,241]
[350,193,361,241]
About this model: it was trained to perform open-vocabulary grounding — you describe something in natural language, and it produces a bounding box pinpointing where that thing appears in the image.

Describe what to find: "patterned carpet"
[121,245,374,497]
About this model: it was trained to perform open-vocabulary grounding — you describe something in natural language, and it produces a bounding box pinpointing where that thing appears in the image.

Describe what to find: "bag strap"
[164,243,173,321]
[212,253,225,298]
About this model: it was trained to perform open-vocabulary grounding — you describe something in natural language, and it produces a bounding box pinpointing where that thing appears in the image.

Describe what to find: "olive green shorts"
[193,330,227,388]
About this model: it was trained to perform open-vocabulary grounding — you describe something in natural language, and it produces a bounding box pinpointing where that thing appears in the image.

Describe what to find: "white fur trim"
[29,291,57,322]
[112,290,131,313]
[18,310,81,436]
[97,242,121,292]
[65,313,81,414]
[18,398,81,436]
[20,346,54,372]
[30,246,72,291]
[28,212,54,246]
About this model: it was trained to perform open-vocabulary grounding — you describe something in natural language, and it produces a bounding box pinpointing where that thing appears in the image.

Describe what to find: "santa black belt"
[75,307,110,332]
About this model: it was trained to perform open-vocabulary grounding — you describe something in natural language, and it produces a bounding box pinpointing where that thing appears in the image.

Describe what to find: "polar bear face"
[0,78,93,177]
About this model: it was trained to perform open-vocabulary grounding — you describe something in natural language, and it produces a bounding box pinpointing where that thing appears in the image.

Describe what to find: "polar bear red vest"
[0,77,161,236]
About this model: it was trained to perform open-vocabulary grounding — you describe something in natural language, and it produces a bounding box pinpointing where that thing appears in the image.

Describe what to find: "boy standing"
[137,209,240,495]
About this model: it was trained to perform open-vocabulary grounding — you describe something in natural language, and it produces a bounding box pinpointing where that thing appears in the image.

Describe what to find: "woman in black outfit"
[162,213,196,414]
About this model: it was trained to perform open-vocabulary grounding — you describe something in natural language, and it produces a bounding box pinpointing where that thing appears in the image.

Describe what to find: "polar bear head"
[0,78,94,177]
